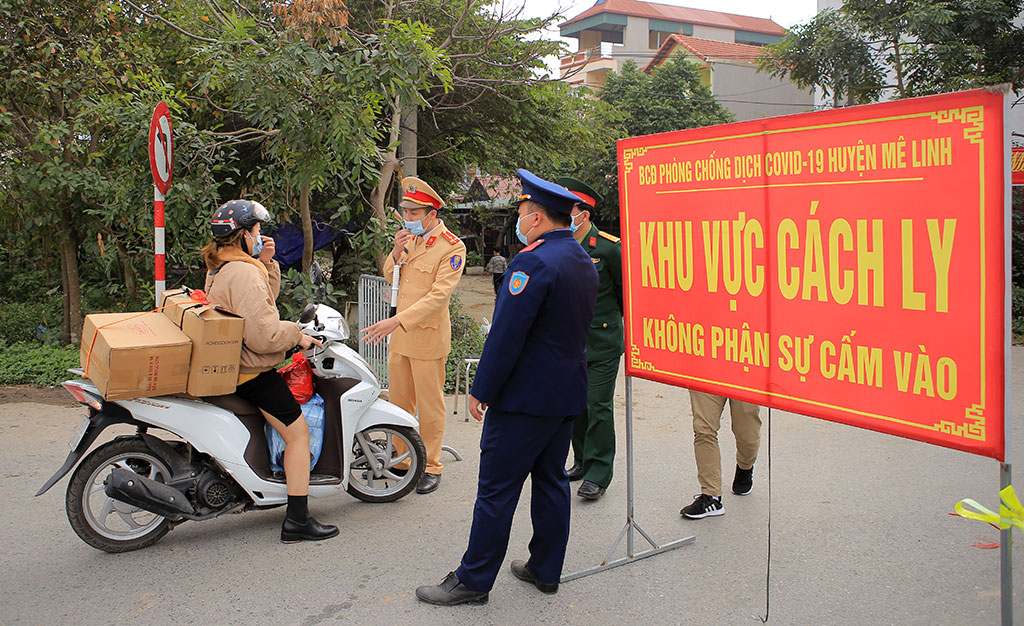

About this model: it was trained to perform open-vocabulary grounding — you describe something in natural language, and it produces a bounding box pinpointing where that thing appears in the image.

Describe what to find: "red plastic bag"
[278,352,314,404]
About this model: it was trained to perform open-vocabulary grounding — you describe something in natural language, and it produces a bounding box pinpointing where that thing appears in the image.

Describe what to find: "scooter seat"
[201,394,261,418]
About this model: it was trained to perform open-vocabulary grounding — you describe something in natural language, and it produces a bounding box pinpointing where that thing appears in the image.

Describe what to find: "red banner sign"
[618,89,1007,460]
[1013,146,1024,186]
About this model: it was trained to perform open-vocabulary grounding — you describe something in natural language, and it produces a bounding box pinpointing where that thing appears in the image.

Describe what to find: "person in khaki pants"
[680,391,762,519]
[361,176,465,495]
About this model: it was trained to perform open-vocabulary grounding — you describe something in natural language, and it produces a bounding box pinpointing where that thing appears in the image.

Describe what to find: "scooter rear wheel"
[347,425,426,503]
[66,438,172,553]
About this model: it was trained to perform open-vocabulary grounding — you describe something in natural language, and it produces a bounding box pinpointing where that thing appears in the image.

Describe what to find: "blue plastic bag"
[266,393,325,473]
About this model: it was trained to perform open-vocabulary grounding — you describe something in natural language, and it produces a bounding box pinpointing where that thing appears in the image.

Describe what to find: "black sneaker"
[732,465,754,496]
[680,494,723,519]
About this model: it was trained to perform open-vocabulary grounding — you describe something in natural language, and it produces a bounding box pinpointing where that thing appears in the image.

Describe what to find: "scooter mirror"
[298,303,318,324]
[310,260,325,287]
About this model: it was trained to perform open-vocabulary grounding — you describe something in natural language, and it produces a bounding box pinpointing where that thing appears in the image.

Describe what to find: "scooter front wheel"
[66,438,172,552]
[347,425,426,503]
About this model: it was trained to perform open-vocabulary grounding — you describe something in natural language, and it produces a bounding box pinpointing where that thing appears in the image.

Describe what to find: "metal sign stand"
[562,376,694,582]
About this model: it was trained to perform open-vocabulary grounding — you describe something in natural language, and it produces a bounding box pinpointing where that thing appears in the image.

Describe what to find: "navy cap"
[516,168,580,215]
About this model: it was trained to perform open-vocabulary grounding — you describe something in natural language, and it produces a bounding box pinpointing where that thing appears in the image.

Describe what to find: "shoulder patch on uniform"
[598,231,620,243]
[508,270,530,295]
[520,238,544,253]
[442,231,460,245]
[450,255,463,271]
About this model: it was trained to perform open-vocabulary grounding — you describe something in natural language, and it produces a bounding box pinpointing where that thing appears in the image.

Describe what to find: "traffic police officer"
[556,176,623,501]
[415,169,598,605]
[361,176,465,495]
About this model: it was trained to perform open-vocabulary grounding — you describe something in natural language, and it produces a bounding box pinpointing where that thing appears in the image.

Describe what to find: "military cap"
[400,176,445,210]
[555,176,603,208]
[516,169,580,215]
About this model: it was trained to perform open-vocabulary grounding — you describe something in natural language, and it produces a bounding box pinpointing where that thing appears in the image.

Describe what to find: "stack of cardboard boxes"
[79,288,245,400]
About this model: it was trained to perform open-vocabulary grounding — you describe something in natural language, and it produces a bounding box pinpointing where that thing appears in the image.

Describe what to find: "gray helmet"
[210,200,270,238]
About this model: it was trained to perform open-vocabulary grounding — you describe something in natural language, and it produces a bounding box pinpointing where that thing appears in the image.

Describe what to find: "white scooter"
[35,302,425,553]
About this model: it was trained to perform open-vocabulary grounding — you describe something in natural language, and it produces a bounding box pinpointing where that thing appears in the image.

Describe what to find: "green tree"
[758,8,882,107]
[759,0,1024,104]
[0,0,224,342]
[575,55,734,230]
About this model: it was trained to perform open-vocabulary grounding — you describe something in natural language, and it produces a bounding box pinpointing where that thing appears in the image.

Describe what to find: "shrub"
[466,250,483,267]
[1013,284,1024,343]
[444,292,487,393]
[0,299,64,344]
[0,342,80,386]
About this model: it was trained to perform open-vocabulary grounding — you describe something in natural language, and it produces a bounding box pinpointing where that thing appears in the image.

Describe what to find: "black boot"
[281,495,338,543]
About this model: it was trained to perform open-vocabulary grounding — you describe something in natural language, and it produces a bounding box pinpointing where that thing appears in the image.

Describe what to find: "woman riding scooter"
[202,199,338,543]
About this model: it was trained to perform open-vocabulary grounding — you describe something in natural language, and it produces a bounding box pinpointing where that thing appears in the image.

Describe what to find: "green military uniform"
[571,223,623,488]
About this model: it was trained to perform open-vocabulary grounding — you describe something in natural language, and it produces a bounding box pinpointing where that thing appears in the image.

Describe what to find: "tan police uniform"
[382,177,466,476]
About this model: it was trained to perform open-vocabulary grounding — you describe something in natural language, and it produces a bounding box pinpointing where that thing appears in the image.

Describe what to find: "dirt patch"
[455,273,496,328]
[0,385,77,407]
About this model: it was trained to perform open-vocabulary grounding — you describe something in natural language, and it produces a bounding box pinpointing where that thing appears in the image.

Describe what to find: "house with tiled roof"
[559,0,814,121]
[642,33,814,120]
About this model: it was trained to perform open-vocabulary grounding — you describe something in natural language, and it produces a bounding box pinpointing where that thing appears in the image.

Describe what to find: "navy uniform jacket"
[471,229,599,417]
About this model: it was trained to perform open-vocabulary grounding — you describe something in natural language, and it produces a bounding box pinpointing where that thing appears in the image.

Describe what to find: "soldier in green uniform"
[556,177,623,501]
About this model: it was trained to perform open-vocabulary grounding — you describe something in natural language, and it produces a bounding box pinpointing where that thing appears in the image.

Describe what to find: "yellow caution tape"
[954,485,1024,531]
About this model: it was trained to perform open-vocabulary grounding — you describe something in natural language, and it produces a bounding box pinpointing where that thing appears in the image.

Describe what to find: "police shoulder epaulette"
[520,238,545,253]
[598,231,620,243]
[442,230,461,245]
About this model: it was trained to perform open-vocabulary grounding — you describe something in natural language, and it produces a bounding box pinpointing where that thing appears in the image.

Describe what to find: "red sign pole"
[149,102,173,307]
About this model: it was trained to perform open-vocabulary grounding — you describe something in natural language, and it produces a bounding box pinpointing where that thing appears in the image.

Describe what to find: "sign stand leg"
[1001,462,1013,626]
[154,186,165,308]
[561,376,694,583]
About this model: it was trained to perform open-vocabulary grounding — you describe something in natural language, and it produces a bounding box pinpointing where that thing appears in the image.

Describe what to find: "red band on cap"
[571,191,596,207]
[402,189,442,210]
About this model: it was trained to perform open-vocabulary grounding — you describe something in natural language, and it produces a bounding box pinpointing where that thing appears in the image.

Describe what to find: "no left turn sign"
[149,102,173,195]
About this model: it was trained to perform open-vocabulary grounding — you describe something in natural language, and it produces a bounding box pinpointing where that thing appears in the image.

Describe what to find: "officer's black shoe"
[577,480,606,500]
[510,560,558,594]
[280,516,339,543]
[388,466,408,478]
[416,473,441,494]
[732,464,754,496]
[416,571,489,606]
[566,464,584,481]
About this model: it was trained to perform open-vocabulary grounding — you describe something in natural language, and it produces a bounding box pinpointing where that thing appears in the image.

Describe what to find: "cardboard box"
[160,288,204,327]
[179,304,244,397]
[80,312,191,400]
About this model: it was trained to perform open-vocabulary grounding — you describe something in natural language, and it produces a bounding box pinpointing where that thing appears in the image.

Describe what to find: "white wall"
[713,62,815,121]
[692,24,734,42]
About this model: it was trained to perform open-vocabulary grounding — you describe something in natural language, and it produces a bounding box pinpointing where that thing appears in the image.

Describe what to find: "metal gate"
[357,274,390,388]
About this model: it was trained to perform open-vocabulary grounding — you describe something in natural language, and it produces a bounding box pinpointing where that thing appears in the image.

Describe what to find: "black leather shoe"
[416,571,489,605]
[416,473,441,494]
[280,516,339,543]
[510,559,558,594]
[577,480,606,500]
[566,464,583,481]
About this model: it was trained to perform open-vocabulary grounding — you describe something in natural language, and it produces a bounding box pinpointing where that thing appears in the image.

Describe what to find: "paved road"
[2,350,1022,625]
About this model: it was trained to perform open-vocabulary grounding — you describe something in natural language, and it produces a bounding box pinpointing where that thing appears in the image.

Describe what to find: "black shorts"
[234,369,303,426]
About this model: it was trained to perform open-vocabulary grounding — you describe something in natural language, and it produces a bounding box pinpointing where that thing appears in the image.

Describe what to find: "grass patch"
[0,342,80,386]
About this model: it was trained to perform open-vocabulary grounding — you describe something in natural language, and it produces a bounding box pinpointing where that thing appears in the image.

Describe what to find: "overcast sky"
[515,0,820,73]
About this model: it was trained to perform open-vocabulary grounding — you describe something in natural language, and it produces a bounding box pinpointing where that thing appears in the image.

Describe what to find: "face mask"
[515,211,537,245]
[247,232,264,258]
[404,218,426,236]
[569,212,585,233]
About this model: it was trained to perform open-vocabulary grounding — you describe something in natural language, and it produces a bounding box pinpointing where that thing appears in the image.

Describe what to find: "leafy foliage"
[570,56,733,231]
[759,0,1024,103]
[758,9,882,106]
[443,292,486,393]
[0,341,80,386]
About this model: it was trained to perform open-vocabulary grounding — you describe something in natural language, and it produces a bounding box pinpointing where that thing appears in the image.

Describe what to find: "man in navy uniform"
[415,169,599,606]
